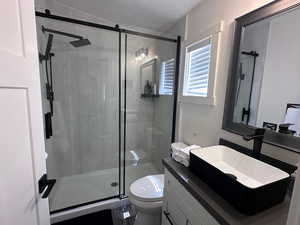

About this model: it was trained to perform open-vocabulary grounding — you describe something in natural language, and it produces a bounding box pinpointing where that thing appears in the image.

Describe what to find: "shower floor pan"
[49,162,159,212]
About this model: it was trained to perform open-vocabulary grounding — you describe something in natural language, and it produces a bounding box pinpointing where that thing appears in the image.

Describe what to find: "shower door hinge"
[38,174,56,199]
[120,194,128,199]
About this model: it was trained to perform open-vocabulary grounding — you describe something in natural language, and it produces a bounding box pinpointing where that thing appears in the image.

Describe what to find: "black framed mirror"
[223,0,300,153]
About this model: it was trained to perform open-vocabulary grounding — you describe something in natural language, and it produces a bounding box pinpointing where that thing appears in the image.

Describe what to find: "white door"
[0,1,50,225]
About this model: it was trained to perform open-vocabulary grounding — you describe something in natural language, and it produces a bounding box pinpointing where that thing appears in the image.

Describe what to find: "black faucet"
[243,128,266,159]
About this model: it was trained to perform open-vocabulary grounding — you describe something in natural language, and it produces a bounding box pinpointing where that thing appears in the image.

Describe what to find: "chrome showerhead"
[70,38,91,48]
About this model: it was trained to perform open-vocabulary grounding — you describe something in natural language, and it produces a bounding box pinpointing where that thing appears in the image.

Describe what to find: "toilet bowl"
[129,174,164,225]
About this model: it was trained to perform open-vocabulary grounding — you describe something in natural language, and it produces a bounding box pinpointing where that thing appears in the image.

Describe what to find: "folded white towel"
[171,143,201,167]
[172,152,190,167]
[171,142,188,153]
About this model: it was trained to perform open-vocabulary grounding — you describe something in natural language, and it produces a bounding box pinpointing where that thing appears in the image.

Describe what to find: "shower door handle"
[38,174,56,199]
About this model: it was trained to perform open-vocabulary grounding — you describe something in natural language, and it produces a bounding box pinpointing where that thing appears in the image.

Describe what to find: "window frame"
[179,21,223,105]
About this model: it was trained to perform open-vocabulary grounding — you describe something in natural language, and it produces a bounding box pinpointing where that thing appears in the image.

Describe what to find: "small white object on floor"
[123,211,131,219]
[171,142,201,167]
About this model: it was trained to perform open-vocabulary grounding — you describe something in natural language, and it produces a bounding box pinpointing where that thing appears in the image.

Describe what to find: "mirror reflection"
[233,7,300,137]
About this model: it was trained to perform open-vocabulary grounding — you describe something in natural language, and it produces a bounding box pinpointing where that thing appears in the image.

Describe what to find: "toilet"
[129,174,164,225]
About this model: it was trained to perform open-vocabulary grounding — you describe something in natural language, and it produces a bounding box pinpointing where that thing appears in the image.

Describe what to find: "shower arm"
[42,26,84,40]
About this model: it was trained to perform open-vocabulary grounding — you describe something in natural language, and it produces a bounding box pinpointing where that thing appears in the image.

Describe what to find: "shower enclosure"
[35,11,179,213]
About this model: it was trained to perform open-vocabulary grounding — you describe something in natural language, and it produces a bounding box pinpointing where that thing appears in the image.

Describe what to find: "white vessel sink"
[191,145,289,188]
[190,145,290,215]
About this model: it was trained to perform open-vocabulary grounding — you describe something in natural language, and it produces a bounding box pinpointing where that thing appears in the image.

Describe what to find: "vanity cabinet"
[162,170,220,225]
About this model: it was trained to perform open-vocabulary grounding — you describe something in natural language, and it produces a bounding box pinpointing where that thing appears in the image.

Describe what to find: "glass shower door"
[36,16,121,212]
[122,34,177,195]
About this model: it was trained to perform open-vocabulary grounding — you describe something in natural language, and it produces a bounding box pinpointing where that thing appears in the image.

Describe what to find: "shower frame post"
[172,36,181,142]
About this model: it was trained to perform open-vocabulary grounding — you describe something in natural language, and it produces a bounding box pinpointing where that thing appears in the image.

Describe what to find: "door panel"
[0,0,24,56]
[0,0,50,224]
[0,89,39,225]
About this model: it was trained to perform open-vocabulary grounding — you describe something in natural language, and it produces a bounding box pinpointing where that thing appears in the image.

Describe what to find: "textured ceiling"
[56,0,203,31]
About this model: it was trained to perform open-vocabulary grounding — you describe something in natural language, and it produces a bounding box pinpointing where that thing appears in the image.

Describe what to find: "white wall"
[175,0,300,165]
[256,8,300,129]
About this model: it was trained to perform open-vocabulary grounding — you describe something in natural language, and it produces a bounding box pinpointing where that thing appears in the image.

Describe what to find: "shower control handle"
[242,107,250,123]
[38,174,56,199]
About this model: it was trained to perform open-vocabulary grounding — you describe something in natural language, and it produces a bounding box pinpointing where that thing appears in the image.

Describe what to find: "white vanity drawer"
[166,185,189,225]
[164,169,220,225]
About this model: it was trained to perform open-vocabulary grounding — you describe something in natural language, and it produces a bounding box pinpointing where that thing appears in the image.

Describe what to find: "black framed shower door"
[36,10,180,213]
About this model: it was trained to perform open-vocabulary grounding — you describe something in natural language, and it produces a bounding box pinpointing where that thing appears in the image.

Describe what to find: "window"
[159,58,175,95]
[183,38,211,97]
[179,21,223,105]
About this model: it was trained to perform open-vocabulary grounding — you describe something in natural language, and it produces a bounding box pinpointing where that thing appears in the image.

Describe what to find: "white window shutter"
[184,38,212,97]
[159,58,175,95]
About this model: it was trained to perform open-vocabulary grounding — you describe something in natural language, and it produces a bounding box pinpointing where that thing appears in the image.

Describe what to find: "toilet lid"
[129,174,164,202]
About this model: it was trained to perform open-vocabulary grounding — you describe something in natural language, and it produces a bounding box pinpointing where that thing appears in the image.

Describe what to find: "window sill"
[159,93,173,96]
[178,96,215,106]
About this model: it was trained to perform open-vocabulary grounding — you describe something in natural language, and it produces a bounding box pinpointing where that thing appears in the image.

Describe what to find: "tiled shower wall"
[37,17,119,178]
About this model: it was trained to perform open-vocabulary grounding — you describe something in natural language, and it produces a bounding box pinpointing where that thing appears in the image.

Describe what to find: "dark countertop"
[163,157,291,225]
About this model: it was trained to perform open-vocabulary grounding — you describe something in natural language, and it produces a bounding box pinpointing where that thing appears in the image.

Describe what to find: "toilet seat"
[129,174,164,202]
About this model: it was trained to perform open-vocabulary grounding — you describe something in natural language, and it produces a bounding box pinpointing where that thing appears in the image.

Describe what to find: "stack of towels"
[171,142,201,167]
